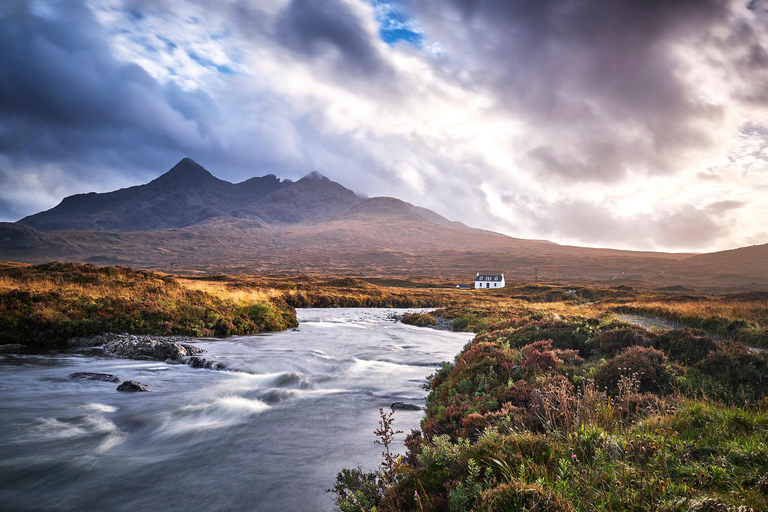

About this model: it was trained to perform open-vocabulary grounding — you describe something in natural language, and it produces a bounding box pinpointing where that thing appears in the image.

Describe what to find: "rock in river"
[69,372,121,383]
[117,380,149,392]
[104,334,204,361]
[186,356,226,370]
[391,402,422,411]
[0,344,27,353]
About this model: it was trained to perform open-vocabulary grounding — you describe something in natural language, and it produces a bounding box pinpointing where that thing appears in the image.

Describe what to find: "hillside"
[18,159,293,231]
[3,159,767,291]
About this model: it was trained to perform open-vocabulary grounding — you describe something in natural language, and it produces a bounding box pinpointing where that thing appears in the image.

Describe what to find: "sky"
[1,0,767,253]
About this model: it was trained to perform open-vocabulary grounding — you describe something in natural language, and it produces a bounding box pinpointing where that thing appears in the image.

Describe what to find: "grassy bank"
[332,291,768,511]
[0,262,298,347]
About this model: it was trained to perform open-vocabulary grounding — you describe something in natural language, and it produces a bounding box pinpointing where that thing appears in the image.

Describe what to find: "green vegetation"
[402,313,438,327]
[333,296,768,511]
[3,261,768,507]
[0,262,297,348]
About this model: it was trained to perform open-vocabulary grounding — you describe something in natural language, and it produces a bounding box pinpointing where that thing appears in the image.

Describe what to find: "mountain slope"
[18,159,291,231]
[4,158,767,291]
[236,171,362,224]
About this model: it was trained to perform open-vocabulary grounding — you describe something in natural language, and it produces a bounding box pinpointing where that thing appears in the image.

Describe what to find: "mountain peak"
[301,170,327,181]
[151,158,219,187]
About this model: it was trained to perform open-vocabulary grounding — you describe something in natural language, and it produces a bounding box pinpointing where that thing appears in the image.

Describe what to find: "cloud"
[0,0,766,253]
[275,0,390,77]
[411,0,753,183]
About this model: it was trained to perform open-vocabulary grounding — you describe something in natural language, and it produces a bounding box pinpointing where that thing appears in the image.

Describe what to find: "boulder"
[103,334,204,361]
[116,380,149,392]
[186,356,226,370]
[0,343,27,353]
[68,372,121,383]
[67,333,120,348]
[391,402,422,411]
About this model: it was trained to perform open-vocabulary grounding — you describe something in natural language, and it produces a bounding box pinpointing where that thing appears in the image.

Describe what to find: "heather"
[0,262,297,347]
[332,295,768,511]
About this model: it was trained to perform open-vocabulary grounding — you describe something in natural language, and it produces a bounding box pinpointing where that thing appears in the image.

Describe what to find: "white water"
[0,309,472,511]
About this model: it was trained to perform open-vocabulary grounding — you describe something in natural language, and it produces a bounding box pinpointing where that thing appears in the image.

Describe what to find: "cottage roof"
[475,272,504,281]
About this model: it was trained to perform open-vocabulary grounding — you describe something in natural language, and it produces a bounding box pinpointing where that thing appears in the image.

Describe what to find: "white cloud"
[1,0,767,253]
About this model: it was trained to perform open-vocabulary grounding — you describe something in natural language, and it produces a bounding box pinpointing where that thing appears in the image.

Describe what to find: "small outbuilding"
[455,284,472,290]
[474,272,505,289]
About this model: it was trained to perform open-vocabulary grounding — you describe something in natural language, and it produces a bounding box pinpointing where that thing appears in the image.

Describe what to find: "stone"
[68,372,121,383]
[116,380,149,392]
[0,344,27,353]
[67,333,120,348]
[103,334,204,361]
[391,402,422,411]
[186,356,226,370]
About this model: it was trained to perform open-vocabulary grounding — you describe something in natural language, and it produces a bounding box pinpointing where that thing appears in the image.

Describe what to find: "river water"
[0,309,472,511]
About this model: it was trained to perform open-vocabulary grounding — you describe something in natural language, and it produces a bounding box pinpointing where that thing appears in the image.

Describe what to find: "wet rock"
[433,317,454,331]
[103,334,204,361]
[391,402,422,411]
[0,343,27,353]
[186,356,226,370]
[69,372,121,383]
[67,333,120,348]
[116,380,149,392]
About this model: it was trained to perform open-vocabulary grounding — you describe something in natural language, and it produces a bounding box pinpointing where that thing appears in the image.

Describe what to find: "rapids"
[0,308,472,511]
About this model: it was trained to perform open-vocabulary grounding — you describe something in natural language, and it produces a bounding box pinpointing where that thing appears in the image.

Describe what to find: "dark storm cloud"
[275,0,390,77]
[412,0,740,181]
[0,1,212,176]
[0,0,343,220]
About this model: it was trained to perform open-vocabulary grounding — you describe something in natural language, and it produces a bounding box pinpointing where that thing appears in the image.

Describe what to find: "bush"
[655,329,717,364]
[506,318,596,357]
[402,313,437,327]
[595,346,671,394]
[477,481,573,512]
[694,343,768,401]
[595,322,653,357]
[327,467,384,512]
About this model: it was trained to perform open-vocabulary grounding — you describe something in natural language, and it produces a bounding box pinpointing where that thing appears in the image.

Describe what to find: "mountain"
[18,158,292,231]
[4,158,767,291]
[235,171,362,224]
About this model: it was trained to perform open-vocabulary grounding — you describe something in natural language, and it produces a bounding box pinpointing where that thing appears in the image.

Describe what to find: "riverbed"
[0,309,473,511]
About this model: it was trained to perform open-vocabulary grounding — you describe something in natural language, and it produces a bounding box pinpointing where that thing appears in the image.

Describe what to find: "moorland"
[2,260,767,510]
[2,159,767,511]
[1,158,766,293]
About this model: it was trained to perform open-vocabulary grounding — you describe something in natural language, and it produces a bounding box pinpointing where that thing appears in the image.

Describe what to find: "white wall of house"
[474,273,505,289]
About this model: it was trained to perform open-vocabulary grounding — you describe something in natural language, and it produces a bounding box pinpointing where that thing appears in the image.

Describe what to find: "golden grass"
[622,299,768,326]
[176,278,280,305]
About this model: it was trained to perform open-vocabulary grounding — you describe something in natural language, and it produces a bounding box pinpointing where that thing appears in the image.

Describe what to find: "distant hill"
[18,158,292,231]
[3,158,767,291]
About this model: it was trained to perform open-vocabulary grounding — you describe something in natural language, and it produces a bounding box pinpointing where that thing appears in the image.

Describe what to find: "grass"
[0,262,298,347]
[330,286,768,511]
[3,260,767,508]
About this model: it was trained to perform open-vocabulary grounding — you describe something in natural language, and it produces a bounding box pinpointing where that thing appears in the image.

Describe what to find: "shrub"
[327,467,384,512]
[520,340,561,370]
[694,343,768,401]
[595,346,671,394]
[402,313,437,327]
[477,481,573,512]
[506,318,596,357]
[655,329,717,364]
[595,322,653,357]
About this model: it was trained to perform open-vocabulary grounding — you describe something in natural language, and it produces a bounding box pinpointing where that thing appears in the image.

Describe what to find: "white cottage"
[474,272,505,289]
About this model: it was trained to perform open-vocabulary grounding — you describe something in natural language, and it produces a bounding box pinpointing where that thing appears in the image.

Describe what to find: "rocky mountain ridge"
[17,158,457,232]
[3,158,767,291]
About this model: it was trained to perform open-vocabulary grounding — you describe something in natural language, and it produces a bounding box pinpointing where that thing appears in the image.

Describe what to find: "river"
[0,308,473,511]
